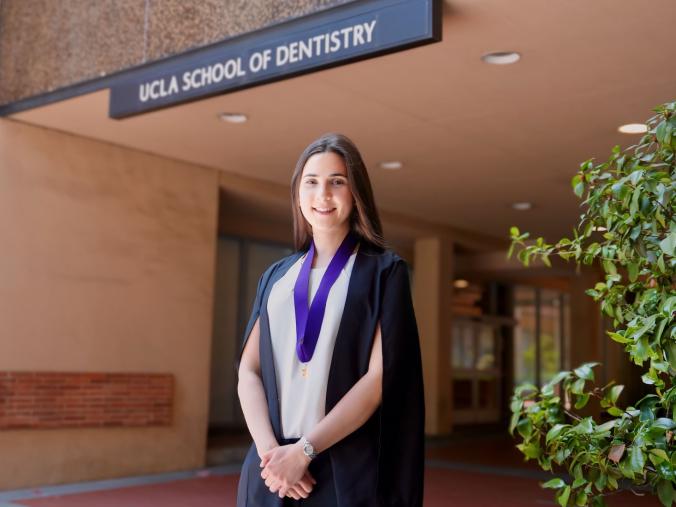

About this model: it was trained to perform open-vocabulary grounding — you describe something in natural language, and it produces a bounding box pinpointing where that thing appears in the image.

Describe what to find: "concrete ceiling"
[10,0,676,245]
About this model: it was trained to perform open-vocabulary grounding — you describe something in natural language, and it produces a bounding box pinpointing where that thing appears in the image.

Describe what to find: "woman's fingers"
[286,487,301,500]
[289,485,309,499]
[305,470,317,484]
[296,476,313,494]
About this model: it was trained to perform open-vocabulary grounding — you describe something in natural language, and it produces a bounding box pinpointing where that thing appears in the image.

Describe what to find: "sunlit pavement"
[1,435,659,506]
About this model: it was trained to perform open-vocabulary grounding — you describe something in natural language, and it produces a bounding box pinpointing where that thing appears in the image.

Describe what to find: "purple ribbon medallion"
[293,231,358,365]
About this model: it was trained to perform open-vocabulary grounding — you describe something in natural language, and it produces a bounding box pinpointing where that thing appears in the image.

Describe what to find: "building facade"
[2,0,671,491]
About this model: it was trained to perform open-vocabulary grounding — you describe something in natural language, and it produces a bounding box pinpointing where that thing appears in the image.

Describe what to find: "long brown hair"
[291,133,386,252]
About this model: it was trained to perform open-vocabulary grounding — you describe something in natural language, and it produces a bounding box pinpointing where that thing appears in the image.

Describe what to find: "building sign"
[109,0,441,118]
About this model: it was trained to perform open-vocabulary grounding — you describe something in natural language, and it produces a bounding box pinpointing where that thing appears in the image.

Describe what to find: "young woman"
[236,133,425,506]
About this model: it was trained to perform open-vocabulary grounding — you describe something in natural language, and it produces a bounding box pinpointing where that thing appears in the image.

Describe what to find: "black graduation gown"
[236,242,425,507]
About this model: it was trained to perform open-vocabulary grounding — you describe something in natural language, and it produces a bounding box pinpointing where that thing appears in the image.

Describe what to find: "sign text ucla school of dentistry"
[109,0,440,118]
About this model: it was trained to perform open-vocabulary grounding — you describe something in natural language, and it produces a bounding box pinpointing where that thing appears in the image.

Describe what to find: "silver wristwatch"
[300,436,317,460]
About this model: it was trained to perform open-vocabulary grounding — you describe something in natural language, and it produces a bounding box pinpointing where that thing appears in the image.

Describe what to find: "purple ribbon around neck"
[293,231,358,363]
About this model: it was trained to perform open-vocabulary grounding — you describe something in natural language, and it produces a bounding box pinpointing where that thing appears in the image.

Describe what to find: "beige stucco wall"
[0,119,219,489]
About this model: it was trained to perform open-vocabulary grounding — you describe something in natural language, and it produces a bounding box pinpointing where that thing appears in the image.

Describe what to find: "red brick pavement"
[14,435,660,506]
[16,466,659,507]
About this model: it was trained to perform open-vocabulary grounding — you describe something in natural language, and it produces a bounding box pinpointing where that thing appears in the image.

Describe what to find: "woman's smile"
[313,207,336,215]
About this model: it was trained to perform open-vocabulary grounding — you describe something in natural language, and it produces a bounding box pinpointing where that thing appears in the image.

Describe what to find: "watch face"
[304,441,314,455]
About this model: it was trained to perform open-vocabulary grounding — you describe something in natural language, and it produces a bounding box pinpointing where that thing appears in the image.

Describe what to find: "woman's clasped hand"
[260,443,317,499]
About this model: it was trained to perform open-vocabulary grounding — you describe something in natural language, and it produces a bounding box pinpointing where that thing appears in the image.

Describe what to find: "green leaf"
[557,485,571,507]
[574,393,590,409]
[593,471,607,491]
[619,457,635,479]
[630,186,641,216]
[520,441,541,459]
[574,417,593,434]
[571,378,586,395]
[660,231,676,257]
[658,254,667,274]
[517,418,533,439]
[607,331,631,344]
[546,424,567,445]
[633,315,658,341]
[545,371,571,389]
[607,406,624,417]
[509,411,520,435]
[656,120,668,144]
[657,479,674,507]
[572,174,585,197]
[572,477,586,489]
[609,385,624,404]
[574,362,599,381]
[627,262,639,282]
[634,336,651,364]
[602,260,617,276]
[575,490,588,506]
[596,420,616,433]
[628,446,646,472]
[543,478,567,489]
[650,449,669,464]
[653,418,676,430]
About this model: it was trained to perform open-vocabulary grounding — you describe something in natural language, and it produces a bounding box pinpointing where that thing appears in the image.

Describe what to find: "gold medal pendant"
[301,365,309,378]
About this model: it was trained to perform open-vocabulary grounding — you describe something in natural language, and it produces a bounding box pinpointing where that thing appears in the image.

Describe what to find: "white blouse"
[266,244,359,438]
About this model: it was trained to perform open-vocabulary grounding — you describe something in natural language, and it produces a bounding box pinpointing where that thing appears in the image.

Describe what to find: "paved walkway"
[0,436,659,506]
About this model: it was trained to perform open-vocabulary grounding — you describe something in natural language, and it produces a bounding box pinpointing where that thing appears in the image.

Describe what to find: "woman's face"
[299,151,354,235]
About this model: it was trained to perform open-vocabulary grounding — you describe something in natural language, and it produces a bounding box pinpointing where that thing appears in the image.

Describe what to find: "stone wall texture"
[0,0,356,105]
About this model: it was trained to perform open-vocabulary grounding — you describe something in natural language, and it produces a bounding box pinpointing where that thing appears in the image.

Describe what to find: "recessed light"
[481,51,521,65]
[453,279,469,289]
[379,161,403,170]
[219,113,248,124]
[618,123,648,134]
[512,202,532,211]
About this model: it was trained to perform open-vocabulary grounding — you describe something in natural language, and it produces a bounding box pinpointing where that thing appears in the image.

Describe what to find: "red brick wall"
[0,372,173,430]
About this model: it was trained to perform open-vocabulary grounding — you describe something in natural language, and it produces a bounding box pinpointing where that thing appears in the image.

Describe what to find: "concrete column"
[412,236,454,435]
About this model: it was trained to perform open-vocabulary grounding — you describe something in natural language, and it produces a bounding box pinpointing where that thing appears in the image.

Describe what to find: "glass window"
[540,289,563,385]
[452,320,475,370]
[513,286,537,386]
[476,325,496,371]
[513,286,569,388]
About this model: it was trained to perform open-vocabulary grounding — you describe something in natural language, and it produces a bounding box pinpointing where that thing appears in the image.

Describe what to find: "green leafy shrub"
[508,101,676,506]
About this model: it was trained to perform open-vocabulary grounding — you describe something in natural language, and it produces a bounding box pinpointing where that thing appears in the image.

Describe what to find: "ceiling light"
[453,279,469,289]
[481,51,521,65]
[219,113,248,124]
[379,161,403,170]
[512,202,532,211]
[618,123,648,134]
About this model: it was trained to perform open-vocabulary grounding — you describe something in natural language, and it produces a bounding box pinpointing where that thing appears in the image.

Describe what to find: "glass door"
[513,286,570,388]
[451,317,504,424]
